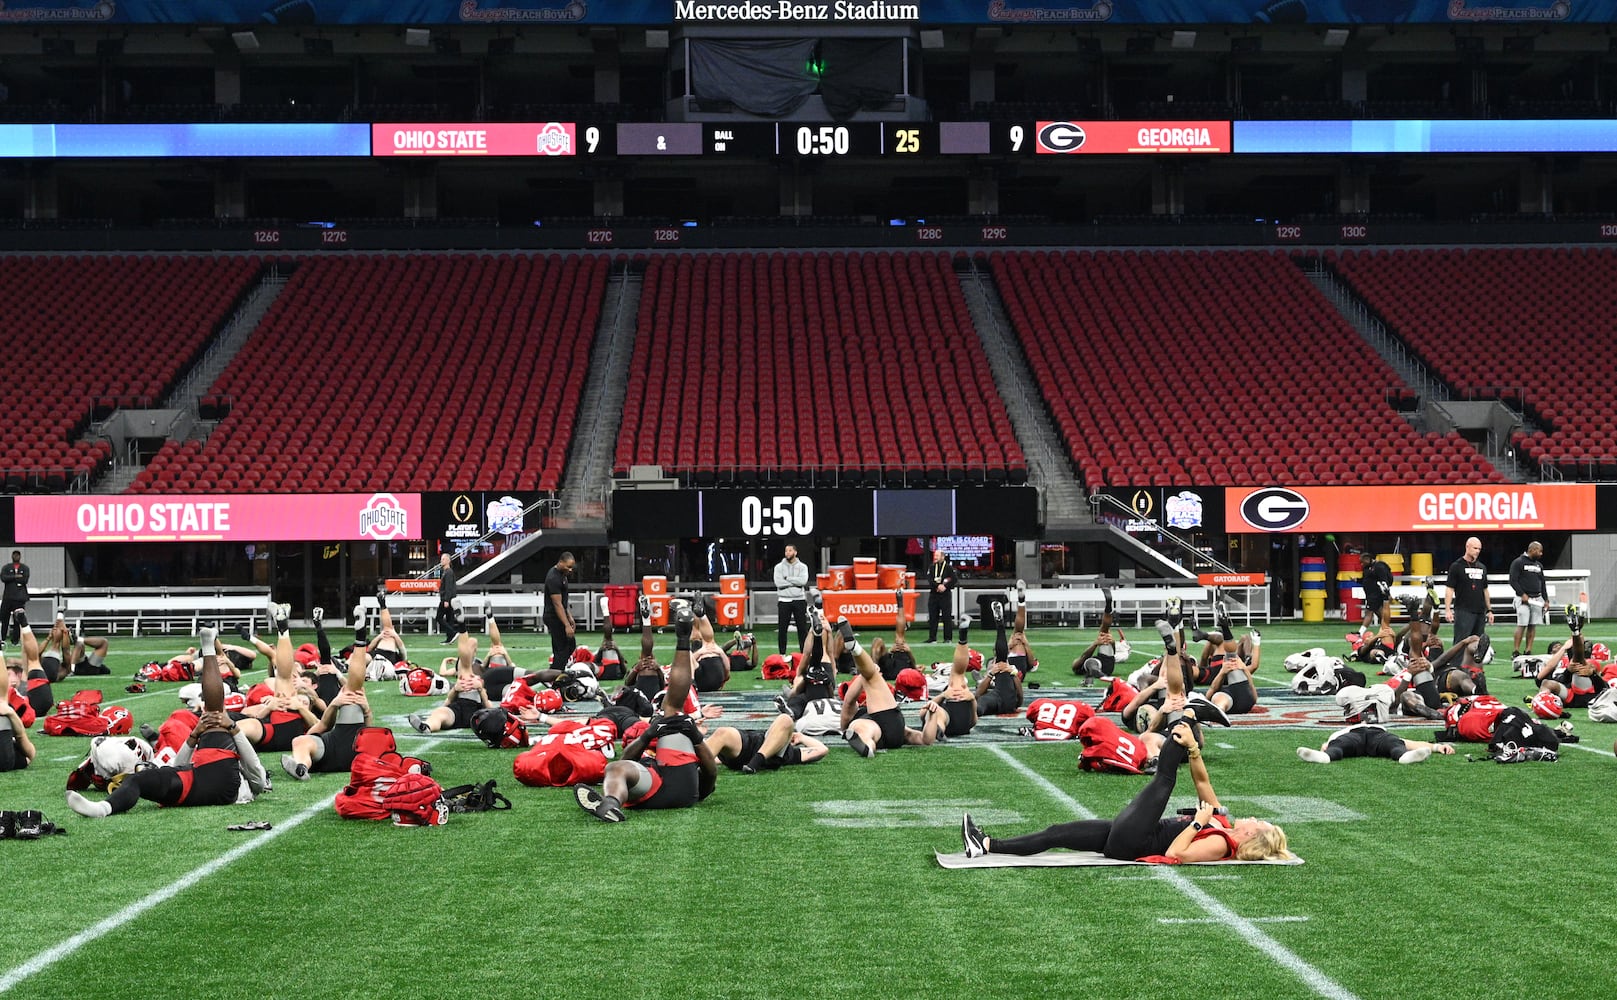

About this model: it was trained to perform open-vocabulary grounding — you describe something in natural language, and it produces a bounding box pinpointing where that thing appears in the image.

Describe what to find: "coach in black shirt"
[545,552,578,665]
[1508,541,1546,656]
[1,550,28,643]
[925,549,958,643]
[435,552,461,644]
[1443,536,1493,645]
[1360,554,1394,633]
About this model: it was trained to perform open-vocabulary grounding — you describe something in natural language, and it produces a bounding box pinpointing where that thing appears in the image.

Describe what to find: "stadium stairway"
[1301,258,1526,483]
[93,262,294,494]
[554,259,644,527]
[954,256,1092,531]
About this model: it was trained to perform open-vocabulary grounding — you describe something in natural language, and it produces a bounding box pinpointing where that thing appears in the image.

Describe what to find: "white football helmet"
[88,734,155,781]
[1284,647,1330,673]
[177,682,204,711]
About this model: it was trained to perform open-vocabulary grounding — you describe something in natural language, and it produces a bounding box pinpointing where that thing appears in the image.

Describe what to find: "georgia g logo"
[1239,488,1311,531]
[1037,122,1086,153]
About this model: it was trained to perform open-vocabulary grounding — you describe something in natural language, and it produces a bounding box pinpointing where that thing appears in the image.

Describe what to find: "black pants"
[990,736,1191,860]
[927,590,953,643]
[1490,707,1559,752]
[1325,726,1406,762]
[0,598,24,643]
[777,599,808,655]
[436,599,462,641]
[1453,608,1487,646]
[546,615,576,666]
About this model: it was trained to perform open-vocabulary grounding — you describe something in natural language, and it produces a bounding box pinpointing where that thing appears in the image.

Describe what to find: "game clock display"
[609,487,1039,540]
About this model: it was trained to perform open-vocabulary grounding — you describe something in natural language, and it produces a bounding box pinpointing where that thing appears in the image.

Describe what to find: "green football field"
[2,620,1614,1000]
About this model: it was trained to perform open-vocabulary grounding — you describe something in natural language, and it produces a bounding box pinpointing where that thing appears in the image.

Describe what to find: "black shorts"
[694,655,727,693]
[0,734,26,771]
[723,729,769,771]
[225,650,253,674]
[258,716,310,753]
[942,698,975,737]
[1225,679,1257,715]
[375,646,406,665]
[1564,683,1601,708]
[868,707,908,750]
[482,666,517,699]
[597,704,643,739]
[25,676,52,718]
[728,653,752,674]
[73,658,110,676]
[314,673,343,704]
[448,696,484,730]
[879,650,915,682]
[1328,726,1406,761]
[635,761,700,809]
[177,731,242,807]
[39,656,63,684]
[312,722,365,774]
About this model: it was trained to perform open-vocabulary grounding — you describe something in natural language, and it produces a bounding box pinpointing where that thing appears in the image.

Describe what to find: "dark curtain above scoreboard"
[688,38,818,118]
[819,38,902,121]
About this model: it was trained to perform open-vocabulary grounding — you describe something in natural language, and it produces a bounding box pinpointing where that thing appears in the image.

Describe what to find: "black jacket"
[0,561,27,602]
[1361,559,1393,602]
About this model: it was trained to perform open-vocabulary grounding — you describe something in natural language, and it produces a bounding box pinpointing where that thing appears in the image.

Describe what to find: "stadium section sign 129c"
[1224,485,1596,533]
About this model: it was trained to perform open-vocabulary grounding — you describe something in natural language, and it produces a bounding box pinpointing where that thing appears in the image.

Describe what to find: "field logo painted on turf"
[813,799,1025,828]
[1208,797,1365,824]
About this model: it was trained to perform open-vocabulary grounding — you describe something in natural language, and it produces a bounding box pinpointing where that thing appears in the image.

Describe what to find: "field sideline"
[2,621,1615,1000]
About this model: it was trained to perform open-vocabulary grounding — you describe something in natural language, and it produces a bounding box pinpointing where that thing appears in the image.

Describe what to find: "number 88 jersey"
[1025,698,1095,741]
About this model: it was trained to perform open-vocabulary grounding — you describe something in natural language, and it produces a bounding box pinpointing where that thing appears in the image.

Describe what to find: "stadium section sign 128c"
[1223,485,1597,533]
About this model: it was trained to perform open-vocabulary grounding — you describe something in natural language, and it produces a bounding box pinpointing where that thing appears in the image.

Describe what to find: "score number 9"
[1008,125,1024,152]
[741,496,815,537]
[585,126,600,153]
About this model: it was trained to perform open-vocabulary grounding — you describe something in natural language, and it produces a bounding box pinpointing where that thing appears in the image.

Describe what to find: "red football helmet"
[894,667,928,701]
[1531,691,1566,720]
[570,647,596,667]
[1589,642,1611,664]
[966,649,984,671]
[536,689,564,713]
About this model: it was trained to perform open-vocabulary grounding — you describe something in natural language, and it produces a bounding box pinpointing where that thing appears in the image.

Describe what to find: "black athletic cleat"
[1103,588,1114,618]
[14,810,43,840]
[1155,619,1178,654]
[0,811,15,840]
[237,624,253,642]
[962,812,987,858]
[848,734,875,758]
[1166,596,1182,629]
[637,594,652,623]
[1187,694,1232,728]
[311,606,324,625]
[988,600,1005,628]
[773,693,792,717]
[574,783,624,822]
[835,617,856,644]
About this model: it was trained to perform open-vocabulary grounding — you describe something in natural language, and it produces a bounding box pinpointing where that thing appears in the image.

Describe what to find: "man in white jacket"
[773,545,811,656]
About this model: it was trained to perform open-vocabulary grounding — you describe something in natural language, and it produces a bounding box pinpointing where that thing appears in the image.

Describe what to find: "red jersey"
[1077,715,1152,775]
[244,682,276,707]
[512,721,617,787]
[1445,694,1506,742]
[1025,698,1096,741]
[544,719,619,754]
[1099,677,1139,715]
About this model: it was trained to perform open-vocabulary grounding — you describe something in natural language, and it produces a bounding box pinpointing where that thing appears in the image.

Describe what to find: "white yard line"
[0,737,445,994]
[986,745,1361,1000]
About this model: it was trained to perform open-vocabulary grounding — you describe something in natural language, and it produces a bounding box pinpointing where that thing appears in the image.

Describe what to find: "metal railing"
[1088,493,1241,576]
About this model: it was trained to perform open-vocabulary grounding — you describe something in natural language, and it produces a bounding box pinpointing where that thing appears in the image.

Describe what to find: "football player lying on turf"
[407,632,490,734]
[67,633,112,676]
[837,618,936,755]
[67,627,269,817]
[574,600,718,821]
[1297,724,1455,765]
[963,720,1289,862]
[919,622,979,741]
[0,672,37,772]
[1122,621,1231,735]
[974,608,1025,717]
[705,712,828,775]
[1072,588,1118,684]
[868,587,918,682]
[1433,692,1566,762]
[1000,579,1041,678]
[1204,630,1262,716]
[8,612,55,719]
[777,613,836,720]
[231,601,322,753]
[1532,609,1610,708]
[685,594,732,693]
[37,616,75,682]
[281,644,373,781]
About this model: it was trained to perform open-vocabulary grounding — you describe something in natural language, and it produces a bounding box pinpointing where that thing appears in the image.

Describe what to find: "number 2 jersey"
[1077,715,1152,775]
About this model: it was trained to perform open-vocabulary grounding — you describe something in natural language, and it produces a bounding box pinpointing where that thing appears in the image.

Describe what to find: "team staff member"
[773,545,810,656]
[1,551,28,645]
[1508,541,1546,657]
[925,548,958,644]
[1443,536,1493,645]
[544,551,578,666]
[434,552,460,645]
[1360,553,1394,635]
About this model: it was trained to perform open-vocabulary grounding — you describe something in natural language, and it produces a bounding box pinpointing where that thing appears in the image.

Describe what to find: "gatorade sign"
[1224,485,1596,533]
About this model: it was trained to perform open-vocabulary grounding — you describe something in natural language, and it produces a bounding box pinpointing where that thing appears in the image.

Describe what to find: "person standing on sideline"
[1,551,28,644]
[1443,536,1493,645]
[925,548,958,643]
[545,552,578,666]
[434,552,461,644]
[1359,552,1394,636]
[773,545,810,655]
[1508,541,1546,656]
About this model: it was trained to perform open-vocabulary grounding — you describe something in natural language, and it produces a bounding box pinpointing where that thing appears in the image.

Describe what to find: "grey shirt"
[774,558,809,601]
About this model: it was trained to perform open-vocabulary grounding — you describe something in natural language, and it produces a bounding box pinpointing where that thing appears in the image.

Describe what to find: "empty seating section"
[612,252,1025,485]
[128,254,607,493]
[0,255,259,492]
[1331,248,1617,479]
[992,250,1503,486]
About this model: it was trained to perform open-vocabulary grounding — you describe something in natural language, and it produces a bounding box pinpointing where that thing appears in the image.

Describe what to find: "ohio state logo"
[360,493,410,540]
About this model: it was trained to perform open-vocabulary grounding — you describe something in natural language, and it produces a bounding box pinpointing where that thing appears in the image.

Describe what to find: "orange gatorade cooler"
[715,594,748,627]
[719,574,747,595]
[646,594,670,627]
[643,575,668,595]
[877,564,904,589]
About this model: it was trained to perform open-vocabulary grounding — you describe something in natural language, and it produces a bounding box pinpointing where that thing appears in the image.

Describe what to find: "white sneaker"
[1296,747,1332,764]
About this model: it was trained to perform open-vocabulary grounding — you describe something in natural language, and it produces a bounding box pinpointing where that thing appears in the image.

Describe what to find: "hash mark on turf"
[1216,742,1236,749]
[1160,916,1309,924]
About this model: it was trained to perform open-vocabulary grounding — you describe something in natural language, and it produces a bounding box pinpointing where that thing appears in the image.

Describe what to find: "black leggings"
[107,767,187,814]
[1325,726,1406,762]
[991,736,1191,860]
